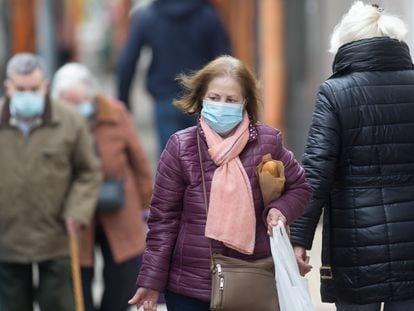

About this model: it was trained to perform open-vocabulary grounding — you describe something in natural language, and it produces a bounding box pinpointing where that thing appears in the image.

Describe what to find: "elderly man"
[0,53,102,311]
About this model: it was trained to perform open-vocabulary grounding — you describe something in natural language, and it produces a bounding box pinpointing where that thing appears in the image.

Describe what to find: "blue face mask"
[76,102,95,119]
[201,100,244,134]
[10,91,45,118]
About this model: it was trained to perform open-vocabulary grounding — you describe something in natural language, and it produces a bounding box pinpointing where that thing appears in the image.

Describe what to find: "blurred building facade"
[1,0,414,157]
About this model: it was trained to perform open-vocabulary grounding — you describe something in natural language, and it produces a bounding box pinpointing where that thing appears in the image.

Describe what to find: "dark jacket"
[117,0,231,107]
[137,123,311,301]
[290,37,414,304]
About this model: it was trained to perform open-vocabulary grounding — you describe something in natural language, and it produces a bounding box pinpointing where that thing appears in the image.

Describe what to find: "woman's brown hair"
[174,55,261,123]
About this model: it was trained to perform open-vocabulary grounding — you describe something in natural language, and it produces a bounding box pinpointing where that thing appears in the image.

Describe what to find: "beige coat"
[0,97,102,263]
[79,95,153,266]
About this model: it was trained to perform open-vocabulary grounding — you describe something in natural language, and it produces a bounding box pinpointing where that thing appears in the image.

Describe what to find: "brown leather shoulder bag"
[197,133,280,311]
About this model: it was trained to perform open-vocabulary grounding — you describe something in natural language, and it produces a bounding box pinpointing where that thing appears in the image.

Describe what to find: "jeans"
[0,258,74,311]
[165,289,209,311]
[81,228,141,311]
[336,299,414,311]
[154,98,197,153]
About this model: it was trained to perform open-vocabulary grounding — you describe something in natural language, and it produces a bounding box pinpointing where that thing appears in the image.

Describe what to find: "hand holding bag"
[197,133,279,311]
[270,221,314,311]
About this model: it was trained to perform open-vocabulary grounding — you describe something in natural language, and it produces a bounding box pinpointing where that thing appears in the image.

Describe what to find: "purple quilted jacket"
[137,122,312,301]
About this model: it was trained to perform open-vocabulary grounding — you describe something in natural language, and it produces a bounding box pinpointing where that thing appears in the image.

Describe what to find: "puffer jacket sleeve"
[290,83,341,249]
[137,134,186,291]
[262,130,312,225]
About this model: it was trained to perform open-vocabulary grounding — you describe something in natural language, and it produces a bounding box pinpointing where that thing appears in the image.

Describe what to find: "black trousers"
[0,258,74,311]
[81,228,141,311]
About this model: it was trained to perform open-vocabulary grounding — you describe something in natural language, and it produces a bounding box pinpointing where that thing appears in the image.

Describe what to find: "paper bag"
[256,153,285,206]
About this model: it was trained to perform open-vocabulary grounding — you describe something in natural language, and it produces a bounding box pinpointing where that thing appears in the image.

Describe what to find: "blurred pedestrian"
[117,0,231,153]
[128,55,312,311]
[290,2,414,310]
[0,53,102,311]
[52,63,153,311]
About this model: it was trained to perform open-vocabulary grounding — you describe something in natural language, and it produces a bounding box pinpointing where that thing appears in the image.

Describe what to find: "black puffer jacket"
[290,37,414,304]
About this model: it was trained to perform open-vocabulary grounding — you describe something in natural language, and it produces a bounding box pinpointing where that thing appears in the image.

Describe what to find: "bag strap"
[197,132,213,257]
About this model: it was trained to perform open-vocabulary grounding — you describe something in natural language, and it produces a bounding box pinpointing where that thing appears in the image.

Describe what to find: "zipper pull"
[216,263,222,275]
[219,277,224,290]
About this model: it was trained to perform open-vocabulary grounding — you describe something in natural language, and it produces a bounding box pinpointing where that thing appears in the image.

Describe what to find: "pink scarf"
[201,111,256,255]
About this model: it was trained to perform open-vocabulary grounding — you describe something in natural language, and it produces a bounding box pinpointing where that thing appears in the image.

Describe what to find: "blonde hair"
[329,1,407,54]
[174,55,261,123]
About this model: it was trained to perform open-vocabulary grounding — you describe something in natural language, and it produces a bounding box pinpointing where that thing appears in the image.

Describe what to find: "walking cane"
[69,234,85,311]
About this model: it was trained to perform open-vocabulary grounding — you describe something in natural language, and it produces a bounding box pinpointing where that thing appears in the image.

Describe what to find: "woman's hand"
[128,287,160,311]
[293,246,312,276]
[266,208,287,236]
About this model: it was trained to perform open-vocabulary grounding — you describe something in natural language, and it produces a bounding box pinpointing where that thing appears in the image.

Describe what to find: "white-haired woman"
[290,2,414,311]
[52,63,153,311]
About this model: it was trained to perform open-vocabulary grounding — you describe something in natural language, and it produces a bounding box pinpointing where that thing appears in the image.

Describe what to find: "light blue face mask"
[201,100,244,134]
[10,91,45,118]
[76,102,95,119]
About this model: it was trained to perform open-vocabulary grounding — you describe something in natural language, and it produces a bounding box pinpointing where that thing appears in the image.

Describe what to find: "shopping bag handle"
[271,221,301,276]
[276,220,287,237]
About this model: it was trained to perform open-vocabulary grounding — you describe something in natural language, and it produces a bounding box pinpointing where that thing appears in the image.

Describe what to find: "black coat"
[117,0,231,107]
[290,37,414,304]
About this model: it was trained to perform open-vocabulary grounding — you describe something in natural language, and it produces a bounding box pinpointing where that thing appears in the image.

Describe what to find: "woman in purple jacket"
[129,55,312,311]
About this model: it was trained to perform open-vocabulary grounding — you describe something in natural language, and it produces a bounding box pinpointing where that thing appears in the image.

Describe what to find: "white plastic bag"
[270,221,314,311]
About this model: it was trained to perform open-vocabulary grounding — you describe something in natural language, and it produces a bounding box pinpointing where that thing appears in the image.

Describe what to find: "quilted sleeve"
[290,83,341,249]
[136,134,186,291]
[262,130,312,225]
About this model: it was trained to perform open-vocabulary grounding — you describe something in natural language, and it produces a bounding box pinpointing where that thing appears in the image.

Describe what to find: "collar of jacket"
[332,37,414,77]
[94,94,119,125]
[0,94,58,126]
[197,117,258,143]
